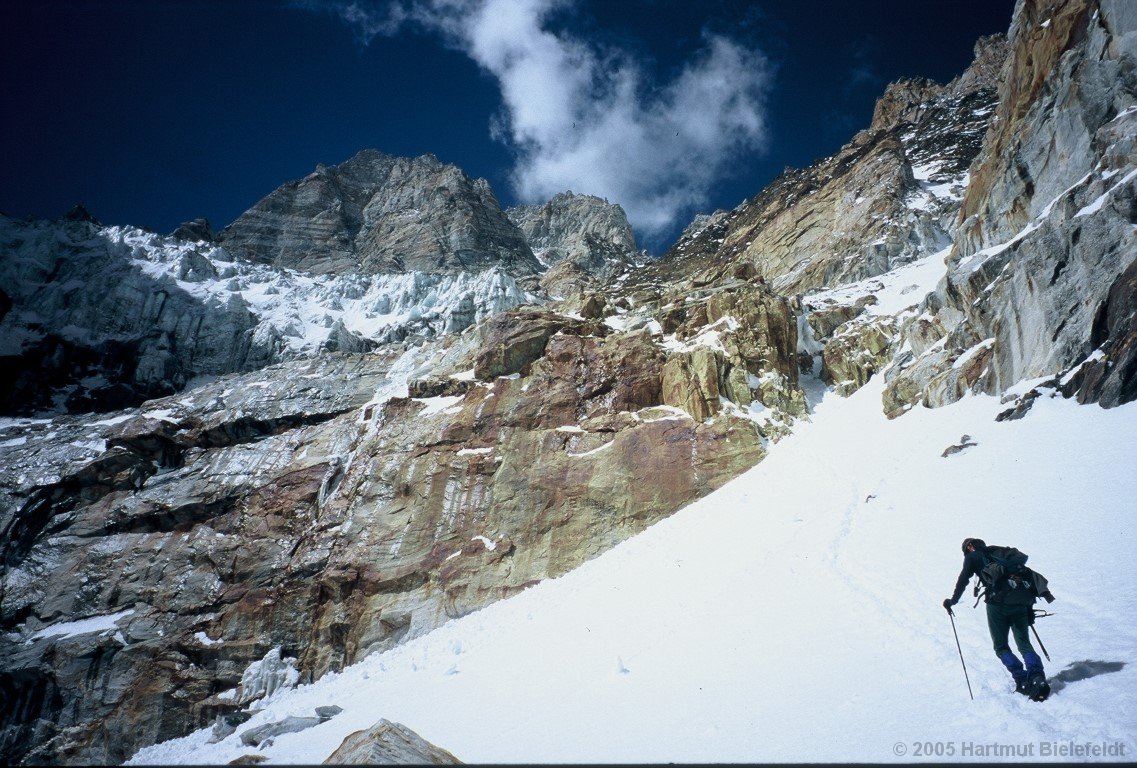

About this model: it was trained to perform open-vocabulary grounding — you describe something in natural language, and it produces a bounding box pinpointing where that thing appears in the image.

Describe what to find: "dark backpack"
[978,545,1049,599]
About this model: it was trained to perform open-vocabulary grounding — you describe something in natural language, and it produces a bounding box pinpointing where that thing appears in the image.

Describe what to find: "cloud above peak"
[304,0,771,245]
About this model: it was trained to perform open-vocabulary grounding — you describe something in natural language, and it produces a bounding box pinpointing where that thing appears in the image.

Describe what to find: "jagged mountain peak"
[62,203,99,224]
[310,147,441,176]
[506,191,639,282]
[948,33,1011,94]
[543,189,614,207]
[868,77,946,134]
[870,34,1008,135]
[217,149,541,277]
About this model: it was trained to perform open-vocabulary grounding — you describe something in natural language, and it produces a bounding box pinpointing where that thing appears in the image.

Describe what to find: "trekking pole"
[1030,625,1051,663]
[946,606,974,700]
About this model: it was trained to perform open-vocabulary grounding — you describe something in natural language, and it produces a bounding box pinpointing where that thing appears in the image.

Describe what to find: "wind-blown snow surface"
[131,380,1137,763]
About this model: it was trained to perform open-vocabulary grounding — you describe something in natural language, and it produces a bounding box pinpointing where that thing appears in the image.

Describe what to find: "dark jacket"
[950,548,987,604]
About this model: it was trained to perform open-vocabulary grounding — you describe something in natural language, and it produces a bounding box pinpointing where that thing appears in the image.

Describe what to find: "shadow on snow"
[1049,660,1126,693]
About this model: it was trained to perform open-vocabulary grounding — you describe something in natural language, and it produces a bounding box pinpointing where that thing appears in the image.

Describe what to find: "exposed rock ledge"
[323,719,462,765]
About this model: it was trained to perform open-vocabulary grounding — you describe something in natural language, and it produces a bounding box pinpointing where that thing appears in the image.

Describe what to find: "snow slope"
[130,373,1137,763]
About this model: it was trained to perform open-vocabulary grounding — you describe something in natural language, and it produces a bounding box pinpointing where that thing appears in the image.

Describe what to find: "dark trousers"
[985,602,1036,657]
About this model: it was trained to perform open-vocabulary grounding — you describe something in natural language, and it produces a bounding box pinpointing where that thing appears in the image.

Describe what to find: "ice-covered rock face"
[218,149,542,277]
[0,157,652,417]
[237,647,300,706]
[0,215,536,415]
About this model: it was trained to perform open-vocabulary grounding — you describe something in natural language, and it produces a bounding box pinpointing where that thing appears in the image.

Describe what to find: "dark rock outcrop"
[170,218,216,243]
[62,205,98,224]
[1062,256,1137,407]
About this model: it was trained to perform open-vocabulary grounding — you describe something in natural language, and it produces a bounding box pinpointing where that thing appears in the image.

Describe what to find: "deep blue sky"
[1,0,1016,253]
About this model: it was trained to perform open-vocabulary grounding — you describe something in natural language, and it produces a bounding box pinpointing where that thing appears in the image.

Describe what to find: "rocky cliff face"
[506,192,641,297]
[2,1,1136,764]
[883,0,1137,416]
[645,34,1009,298]
[1,172,806,765]
[218,149,541,277]
[0,273,805,764]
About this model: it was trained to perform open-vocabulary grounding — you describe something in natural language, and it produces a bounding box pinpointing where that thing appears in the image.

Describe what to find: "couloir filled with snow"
[128,364,1137,763]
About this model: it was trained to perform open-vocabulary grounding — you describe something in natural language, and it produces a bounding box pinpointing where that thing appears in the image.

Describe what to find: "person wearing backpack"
[942,538,1056,701]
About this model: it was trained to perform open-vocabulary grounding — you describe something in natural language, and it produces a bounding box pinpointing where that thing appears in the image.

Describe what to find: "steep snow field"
[131,372,1137,764]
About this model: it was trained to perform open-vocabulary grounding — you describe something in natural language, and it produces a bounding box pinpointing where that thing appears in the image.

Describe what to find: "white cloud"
[309,0,771,243]
[294,0,411,42]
